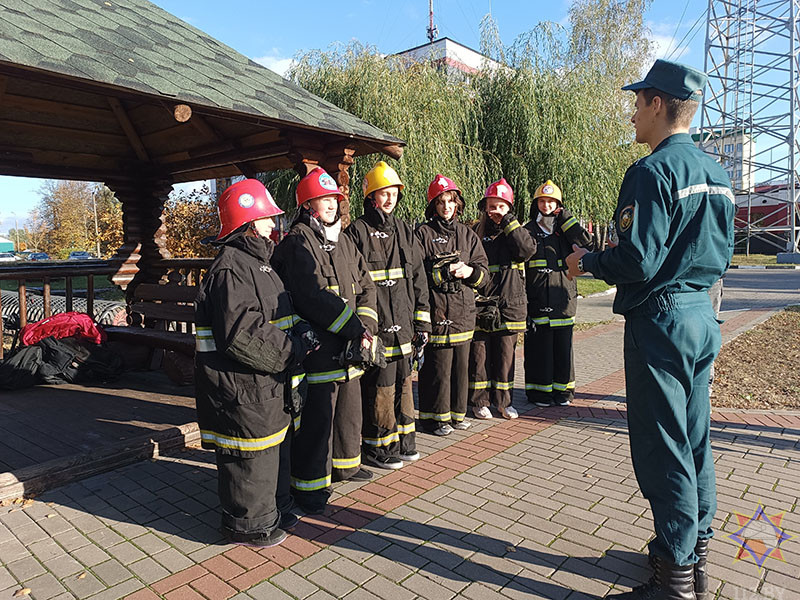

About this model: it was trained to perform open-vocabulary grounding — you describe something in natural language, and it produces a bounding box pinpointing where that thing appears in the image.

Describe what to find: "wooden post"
[321,144,357,228]
[106,178,174,290]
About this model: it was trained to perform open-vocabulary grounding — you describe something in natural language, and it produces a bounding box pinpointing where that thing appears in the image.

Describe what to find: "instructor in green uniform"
[566,60,735,600]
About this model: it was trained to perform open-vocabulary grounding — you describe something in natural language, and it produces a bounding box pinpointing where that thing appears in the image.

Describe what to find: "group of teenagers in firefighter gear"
[195,56,732,600]
[194,160,593,547]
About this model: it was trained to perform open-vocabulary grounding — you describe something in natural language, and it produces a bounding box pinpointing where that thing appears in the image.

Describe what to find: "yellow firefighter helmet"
[362,161,404,198]
[534,180,562,202]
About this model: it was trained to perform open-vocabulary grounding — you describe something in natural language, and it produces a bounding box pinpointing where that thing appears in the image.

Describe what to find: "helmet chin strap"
[248,221,263,238]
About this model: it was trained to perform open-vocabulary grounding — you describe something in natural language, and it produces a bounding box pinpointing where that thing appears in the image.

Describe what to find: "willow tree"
[275,0,653,225]
[475,0,653,222]
[284,42,493,222]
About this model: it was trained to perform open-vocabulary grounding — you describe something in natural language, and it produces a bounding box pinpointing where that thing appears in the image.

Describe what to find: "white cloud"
[253,54,294,77]
[648,21,690,61]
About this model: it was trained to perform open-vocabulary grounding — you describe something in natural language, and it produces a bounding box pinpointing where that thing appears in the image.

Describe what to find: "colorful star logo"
[728,504,793,568]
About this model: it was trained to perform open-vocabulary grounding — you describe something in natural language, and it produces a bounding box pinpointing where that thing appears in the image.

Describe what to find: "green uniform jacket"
[582,133,735,314]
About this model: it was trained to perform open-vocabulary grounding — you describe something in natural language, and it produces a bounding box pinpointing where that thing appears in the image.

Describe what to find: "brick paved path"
[1,307,797,600]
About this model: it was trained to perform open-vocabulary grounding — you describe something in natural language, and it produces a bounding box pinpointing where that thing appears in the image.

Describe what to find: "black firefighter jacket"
[194,234,298,457]
[345,205,432,361]
[272,213,378,384]
[524,207,594,326]
[473,213,537,333]
[416,215,489,346]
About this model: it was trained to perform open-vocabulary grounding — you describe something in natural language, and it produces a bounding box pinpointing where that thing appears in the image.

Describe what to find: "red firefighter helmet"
[296,167,344,207]
[427,174,462,203]
[480,177,514,210]
[216,179,283,241]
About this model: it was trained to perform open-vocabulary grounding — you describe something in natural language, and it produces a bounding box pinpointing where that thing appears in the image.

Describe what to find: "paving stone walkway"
[1,306,797,600]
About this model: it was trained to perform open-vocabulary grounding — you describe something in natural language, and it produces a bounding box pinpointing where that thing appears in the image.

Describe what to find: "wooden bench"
[105,276,198,357]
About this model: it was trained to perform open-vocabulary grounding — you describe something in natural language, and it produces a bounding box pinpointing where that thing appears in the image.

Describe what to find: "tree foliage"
[287,43,493,222]
[28,181,217,259]
[163,186,218,258]
[281,0,653,223]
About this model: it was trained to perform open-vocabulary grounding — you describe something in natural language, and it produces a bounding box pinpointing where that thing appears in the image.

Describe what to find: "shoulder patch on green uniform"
[619,205,635,232]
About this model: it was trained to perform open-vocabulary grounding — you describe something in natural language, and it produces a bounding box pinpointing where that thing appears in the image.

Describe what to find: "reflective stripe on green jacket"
[582,134,735,315]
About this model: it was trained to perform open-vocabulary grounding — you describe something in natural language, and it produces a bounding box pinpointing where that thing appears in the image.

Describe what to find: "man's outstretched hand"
[565,244,589,281]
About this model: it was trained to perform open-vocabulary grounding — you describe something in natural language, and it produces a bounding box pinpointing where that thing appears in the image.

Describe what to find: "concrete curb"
[729,264,800,269]
[0,422,200,501]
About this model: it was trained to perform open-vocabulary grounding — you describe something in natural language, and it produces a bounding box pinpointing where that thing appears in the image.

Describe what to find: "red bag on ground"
[20,311,107,346]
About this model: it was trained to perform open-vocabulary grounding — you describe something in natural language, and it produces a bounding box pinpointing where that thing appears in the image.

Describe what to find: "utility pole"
[427,0,438,43]
[92,186,101,257]
[11,212,19,251]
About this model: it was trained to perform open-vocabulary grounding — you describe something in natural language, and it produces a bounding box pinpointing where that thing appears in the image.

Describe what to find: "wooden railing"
[0,258,213,360]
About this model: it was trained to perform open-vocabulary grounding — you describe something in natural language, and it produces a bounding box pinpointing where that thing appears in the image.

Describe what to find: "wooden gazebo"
[0,0,404,289]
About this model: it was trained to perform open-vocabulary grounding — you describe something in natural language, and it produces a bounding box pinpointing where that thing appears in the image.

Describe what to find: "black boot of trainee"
[612,555,695,600]
[693,539,709,600]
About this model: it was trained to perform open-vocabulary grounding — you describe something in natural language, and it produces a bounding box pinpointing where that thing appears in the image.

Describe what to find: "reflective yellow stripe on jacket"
[195,326,216,352]
[328,303,355,333]
[414,310,431,323]
[488,262,525,273]
[384,342,413,359]
[369,267,405,282]
[477,320,526,333]
[269,314,301,331]
[503,219,521,235]
[306,366,365,384]
[429,330,474,345]
[200,425,288,452]
[561,216,579,232]
[357,306,379,324]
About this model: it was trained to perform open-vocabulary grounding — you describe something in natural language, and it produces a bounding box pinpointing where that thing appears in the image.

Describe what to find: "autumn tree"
[163,185,218,258]
[94,186,124,257]
[36,180,95,258]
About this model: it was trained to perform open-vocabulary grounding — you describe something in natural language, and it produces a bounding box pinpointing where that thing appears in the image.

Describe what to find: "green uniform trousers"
[624,291,719,566]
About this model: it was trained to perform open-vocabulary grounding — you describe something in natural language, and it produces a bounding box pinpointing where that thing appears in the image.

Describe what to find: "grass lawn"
[577,277,612,297]
[1,275,116,292]
[729,253,777,266]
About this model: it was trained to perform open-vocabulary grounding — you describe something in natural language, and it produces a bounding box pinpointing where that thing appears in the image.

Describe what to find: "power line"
[662,0,691,58]
[667,7,708,61]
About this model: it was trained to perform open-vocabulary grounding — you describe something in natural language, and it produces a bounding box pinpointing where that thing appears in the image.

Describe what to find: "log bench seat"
[104,280,197,357]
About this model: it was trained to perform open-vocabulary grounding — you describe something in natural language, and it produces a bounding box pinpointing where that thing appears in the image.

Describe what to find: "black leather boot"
[694,539,709,600]
[611,555,695,600]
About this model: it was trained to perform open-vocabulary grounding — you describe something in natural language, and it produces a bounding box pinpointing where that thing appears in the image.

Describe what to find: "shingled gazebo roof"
[0,0,404,183]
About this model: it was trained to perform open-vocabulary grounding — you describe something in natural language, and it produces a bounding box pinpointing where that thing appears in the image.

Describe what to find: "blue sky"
[0,0,708,234]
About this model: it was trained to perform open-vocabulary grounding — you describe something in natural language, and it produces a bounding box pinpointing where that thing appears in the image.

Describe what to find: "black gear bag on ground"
[37,337,123,384]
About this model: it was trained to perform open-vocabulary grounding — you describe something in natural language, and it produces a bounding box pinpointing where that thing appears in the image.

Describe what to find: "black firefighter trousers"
[524,323,575,404]
[216,446,280,537]
[290,378,361,510]
[361,358,416,461]
[418,342,470,429]
[468,331,517,411]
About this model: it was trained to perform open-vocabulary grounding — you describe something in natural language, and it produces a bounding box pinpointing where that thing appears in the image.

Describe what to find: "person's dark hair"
[640,88,699,127]
[425,190,465,220]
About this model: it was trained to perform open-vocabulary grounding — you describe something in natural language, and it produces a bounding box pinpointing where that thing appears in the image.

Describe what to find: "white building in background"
[690,127,755,193]
[392,37,507,82]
